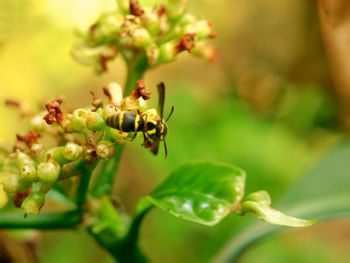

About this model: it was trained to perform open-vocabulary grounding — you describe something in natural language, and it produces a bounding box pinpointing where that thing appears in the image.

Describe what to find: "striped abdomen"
[106,111,144,132]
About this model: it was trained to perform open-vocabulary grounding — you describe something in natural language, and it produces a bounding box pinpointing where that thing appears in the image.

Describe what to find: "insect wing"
[157,82,165,118]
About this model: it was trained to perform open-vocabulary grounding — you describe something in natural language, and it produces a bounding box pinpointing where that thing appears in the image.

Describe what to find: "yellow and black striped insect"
[106,82,174,157]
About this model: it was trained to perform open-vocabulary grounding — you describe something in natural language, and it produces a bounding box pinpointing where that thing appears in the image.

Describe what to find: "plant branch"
[0,210,82,229]
[91,53,148,198]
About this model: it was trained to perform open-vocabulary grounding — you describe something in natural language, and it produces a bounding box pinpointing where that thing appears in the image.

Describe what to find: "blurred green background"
[1,0,350,262]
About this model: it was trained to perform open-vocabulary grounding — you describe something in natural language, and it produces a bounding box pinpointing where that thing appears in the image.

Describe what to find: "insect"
[105,82,174,157]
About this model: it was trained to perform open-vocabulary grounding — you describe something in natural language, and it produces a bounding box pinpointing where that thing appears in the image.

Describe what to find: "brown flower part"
[175,33,196,53]
[43,98,64,125]
[4,99,21,108]
[131,80,151,100]
[4,99,29,117]
[156,5,167,17]
[16,131,41,147]
[103,86,113,102]
[207,21,217,39]
[130,0,145,17]
[14,189,32,208]
[90,92,103,111]
[100,53,113,73]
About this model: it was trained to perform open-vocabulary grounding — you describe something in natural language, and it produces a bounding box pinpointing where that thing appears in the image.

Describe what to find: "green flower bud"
[146,44,160,65]
[86,111,105,131]
[0,184,8,209]
[30,112,49,132]
[158,42,176,63]
[184,20,215,40]
[70,109,90,131]
[20,163,37,182]
[45,147,68,165]
[63,142,83,161]
[15,151,37,182]
[2,173,22,195]
[21,191,45,215]
[71,45,117,73]
[167,0,188,21]
[93,13,123,42]
[142,11,161,36]
[30,143,45,158]
[37,160,60,186]
[192,42,217,62]
[132,28,152,48]
[105,128,129,143]
[116,0,129,14]
[96,141,115,159]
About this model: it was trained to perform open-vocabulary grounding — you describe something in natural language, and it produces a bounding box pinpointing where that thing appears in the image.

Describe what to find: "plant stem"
[91,145,125,198]
[89,201,152,263]
[75,169,93,207]
[0,210,82,229]
[91,53,147,198]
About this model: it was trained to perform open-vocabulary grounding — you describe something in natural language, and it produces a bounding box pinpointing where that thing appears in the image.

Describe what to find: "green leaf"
[242,191,315,227]
[147,161,246,226]
[213,139,350,263]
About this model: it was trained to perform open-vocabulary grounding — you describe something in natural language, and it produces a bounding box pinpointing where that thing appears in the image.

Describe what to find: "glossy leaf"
[213,139,350,263]
[147,161,246,226]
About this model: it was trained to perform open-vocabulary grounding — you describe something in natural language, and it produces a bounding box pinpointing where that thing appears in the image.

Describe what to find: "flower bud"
[70,109,89,132]
[86,111,105,131]
[104,82,123,106]
[21,191,45,215]
[167,0,188,21]
[15,151,37,182]
[37,160,60,186]
[92,13,123,42]
[116,0,129,14]
[96,141,115,159]
[192,42,217,62]
[30,143,45,158]
[63,142,83,161]
[142,10,161,36]
[0,184,8,209]
[184,20,215,40]
[146,44,160,65]
[2,173,22,195]
[132,28,152,48]
[30,112,49,132]
[158,41,177,63]
[106,128,129,143]
[45,147,68,165]
[71,45,117,73]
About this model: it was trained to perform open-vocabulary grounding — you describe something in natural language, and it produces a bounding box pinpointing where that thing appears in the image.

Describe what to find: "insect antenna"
[165,106,174,122]
[163,140,168,158]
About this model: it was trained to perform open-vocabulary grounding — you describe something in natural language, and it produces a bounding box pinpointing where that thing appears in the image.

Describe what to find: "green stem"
[0,210,82,229]
[91,53,148,198]
[91,145,125,198]
[89,201,152,263]
[75,169,93,207]
[125,53,148,94]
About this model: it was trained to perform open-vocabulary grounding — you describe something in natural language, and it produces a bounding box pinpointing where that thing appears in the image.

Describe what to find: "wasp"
[105,82,174,157]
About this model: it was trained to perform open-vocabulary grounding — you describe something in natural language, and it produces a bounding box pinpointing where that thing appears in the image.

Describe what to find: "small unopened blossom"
[72,0,216,72]
[96,141,115,159]
[64,143,83,161]
[21,191,45,215]
[37,160,60,187]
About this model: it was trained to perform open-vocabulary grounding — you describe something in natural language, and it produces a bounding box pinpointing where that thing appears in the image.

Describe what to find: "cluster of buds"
[0,80,159,215]
[72,0,217,73]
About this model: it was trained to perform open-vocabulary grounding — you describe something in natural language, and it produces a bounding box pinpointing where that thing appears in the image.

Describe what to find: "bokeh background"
[1,0,350,262]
